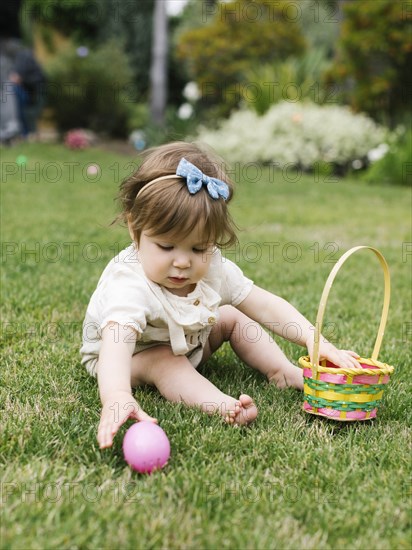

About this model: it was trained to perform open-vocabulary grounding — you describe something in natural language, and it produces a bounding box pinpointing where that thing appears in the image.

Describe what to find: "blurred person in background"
[4,38,46,139]
[0,40,21,143]
[0,0,46,142]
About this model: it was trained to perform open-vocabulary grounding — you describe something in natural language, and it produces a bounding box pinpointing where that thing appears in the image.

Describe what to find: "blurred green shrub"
[144,107,199,147]
[127,103,198,148]
[325,0,412,125]
[127,103,150,132]
[176,0,306,116]
[46,41,133,137]
[243,49,332,115]
[362,126,411,186]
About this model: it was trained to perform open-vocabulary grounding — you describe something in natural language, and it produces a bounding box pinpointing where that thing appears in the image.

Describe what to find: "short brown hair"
[115,141,238,248]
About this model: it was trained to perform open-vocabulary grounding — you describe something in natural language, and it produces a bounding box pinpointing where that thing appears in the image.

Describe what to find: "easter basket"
[298,246,394,421]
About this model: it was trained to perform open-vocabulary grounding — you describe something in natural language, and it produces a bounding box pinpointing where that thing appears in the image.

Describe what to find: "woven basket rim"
[298,355,394,376]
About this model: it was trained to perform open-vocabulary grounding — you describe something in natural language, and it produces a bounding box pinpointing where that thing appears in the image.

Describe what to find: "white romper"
[80,244,253,376]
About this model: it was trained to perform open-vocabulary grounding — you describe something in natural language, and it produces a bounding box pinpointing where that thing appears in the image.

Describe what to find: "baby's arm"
[237,286,360,369]
[97,322,157,448]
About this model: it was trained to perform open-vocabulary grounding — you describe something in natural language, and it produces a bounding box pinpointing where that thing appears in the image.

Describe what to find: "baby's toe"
[238,394,254,408]
[234,394,258,426]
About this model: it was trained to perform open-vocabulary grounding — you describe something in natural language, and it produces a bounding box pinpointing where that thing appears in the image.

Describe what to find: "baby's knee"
[131,345,176,386]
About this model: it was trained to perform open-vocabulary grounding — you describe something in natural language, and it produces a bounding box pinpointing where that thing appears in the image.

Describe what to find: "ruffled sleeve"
[207,250,254,306]
[97,267,151,335]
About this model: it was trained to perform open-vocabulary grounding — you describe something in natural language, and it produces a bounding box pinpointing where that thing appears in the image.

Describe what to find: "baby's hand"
[98,390,157,449]
[306,338,361,370]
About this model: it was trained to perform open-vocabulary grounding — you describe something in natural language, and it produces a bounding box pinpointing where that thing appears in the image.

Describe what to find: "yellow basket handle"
[312,246,391,375]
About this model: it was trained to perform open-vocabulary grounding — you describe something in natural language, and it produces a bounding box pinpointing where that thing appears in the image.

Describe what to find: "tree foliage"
[46,41,133,136]
[21,0,154,96]
[95,0,154,98]
[176,0,306,114]
[21,0,102,43]
[326,0,412,123]
[297,0,341,56]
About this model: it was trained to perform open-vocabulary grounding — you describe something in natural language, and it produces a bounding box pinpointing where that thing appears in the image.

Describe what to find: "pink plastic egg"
[123,422,170,474]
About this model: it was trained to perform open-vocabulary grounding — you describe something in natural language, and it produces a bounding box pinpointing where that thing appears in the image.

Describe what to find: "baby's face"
[137,227,214,297]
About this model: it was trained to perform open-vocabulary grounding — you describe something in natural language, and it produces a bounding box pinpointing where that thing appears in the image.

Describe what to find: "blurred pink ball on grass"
[86,164,100,177]
[123,421,171,474]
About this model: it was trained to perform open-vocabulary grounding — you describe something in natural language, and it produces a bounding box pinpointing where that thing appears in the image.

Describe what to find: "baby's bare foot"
[268,364,304,390]
[224,394,258,426]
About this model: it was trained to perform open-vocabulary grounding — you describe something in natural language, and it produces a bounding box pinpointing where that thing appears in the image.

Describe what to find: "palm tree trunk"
[150,0,168,127]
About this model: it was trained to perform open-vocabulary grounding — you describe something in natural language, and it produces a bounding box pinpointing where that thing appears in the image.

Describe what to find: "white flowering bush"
[196,101,388,171]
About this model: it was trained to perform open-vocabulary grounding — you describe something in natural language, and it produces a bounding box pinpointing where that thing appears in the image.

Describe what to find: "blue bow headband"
[176,158,229,201]
[136,158,230,201]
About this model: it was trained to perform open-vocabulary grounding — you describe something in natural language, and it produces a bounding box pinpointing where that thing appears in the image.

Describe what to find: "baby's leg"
[130,345,256,425]
[205,305,303,389]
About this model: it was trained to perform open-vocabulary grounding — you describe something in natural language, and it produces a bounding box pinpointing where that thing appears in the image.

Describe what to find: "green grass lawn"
[1,143,411,549]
